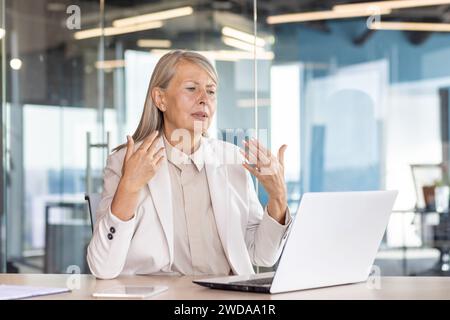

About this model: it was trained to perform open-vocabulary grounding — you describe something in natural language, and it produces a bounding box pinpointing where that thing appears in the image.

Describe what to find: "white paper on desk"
[0,285,70,300]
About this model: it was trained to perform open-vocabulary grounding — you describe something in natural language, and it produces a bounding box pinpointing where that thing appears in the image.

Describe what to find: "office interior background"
[0,0,449,277]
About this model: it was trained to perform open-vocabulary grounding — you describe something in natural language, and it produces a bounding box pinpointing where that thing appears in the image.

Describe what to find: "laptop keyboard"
[230,277,274,286]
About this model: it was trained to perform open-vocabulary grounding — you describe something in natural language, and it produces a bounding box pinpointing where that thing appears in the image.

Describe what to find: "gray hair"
[113,50,218,152]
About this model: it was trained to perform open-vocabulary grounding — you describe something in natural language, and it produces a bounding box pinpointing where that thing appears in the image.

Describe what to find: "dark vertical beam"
[7,29,24,266]
[0,0,5,273]
[5,0,29,271]
[439,88,449,177]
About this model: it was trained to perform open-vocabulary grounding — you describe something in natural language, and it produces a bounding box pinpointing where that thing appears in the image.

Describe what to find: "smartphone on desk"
[92,285,168,299]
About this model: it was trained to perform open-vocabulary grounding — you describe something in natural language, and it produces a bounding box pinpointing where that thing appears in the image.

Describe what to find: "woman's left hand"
[240,139,288,224]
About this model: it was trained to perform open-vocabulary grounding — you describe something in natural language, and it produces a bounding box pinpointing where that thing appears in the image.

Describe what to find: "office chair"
[84,193,101,234]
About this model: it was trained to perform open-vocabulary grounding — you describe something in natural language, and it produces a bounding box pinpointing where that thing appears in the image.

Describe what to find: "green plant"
[434,176,450,187]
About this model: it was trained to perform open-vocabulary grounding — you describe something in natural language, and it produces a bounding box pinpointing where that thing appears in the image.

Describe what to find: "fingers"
[151,147,165,163]
[241,139,287,177]
[150,148,165,174]
[278,144,287,166]
[239,148,258,166]
[243,139,271,166]
[125,135,135,162]
[242,161,260,177]
[147,134,163,157]
[153,151,165,168]
[139,131,159,152]
[249,139,270,156]
[250,139,271,162]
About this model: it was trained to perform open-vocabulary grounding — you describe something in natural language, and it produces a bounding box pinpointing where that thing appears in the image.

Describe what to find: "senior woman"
[87,50,291,279]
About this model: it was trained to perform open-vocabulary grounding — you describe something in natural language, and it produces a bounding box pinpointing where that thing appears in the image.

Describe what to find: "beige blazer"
[87,136,290,279]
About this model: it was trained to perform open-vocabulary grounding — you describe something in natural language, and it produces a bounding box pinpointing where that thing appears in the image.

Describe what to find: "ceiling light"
[0,28,5,39]
[369,21,450,32]
[267,8,391,24]
[47,3,67,12]
[95,60,126,69]
[137,39,172,48]
[221,27,265,47]
[74,28,103,40]
[113,6,193,28]
[334,0,450,12]
[150,49,274,61]
[10,58,22,70]
[74,21,163,40]
[222,36,265,52]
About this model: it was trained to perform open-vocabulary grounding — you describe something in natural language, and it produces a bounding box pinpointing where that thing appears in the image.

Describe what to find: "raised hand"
[111,131,165,221]
[241,138,288,224]
[121,131,165,193]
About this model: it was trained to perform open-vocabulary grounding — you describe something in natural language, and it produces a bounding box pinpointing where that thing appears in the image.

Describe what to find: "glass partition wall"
[2,0,450,277]
[269,2,450,276]
[0,0,267,273]
[2,0,107,273]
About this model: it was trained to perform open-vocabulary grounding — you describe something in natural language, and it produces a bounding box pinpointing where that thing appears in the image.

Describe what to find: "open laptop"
[193,190,398,294]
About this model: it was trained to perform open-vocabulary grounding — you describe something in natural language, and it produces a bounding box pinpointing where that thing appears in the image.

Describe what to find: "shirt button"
[110,227,116,234]
[107,233,113,240]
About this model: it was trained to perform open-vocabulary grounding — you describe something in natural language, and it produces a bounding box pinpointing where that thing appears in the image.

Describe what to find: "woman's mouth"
[191,111,209,121]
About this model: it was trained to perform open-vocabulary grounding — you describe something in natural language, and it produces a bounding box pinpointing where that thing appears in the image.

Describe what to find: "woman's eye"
[186,87,195,91]
[208,90,216,95]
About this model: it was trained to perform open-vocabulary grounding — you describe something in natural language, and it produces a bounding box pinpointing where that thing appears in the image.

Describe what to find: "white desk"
[1,274,450,299]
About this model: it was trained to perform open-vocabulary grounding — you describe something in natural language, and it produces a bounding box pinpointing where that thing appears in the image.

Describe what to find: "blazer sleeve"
[86,152,137,279]
[244,170,292,267]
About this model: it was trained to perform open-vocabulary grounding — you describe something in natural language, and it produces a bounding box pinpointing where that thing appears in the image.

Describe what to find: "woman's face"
[159,60,217,137]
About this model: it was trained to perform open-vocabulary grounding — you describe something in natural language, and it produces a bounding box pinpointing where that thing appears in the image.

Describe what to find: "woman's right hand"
[120,131,165,193]
[111,131,164,221]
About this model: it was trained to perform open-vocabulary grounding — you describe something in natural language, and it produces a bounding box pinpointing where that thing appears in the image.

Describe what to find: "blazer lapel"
[147,137,174,268]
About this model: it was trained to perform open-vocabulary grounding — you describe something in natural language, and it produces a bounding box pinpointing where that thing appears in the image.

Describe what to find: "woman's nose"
[197,88,208,104]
